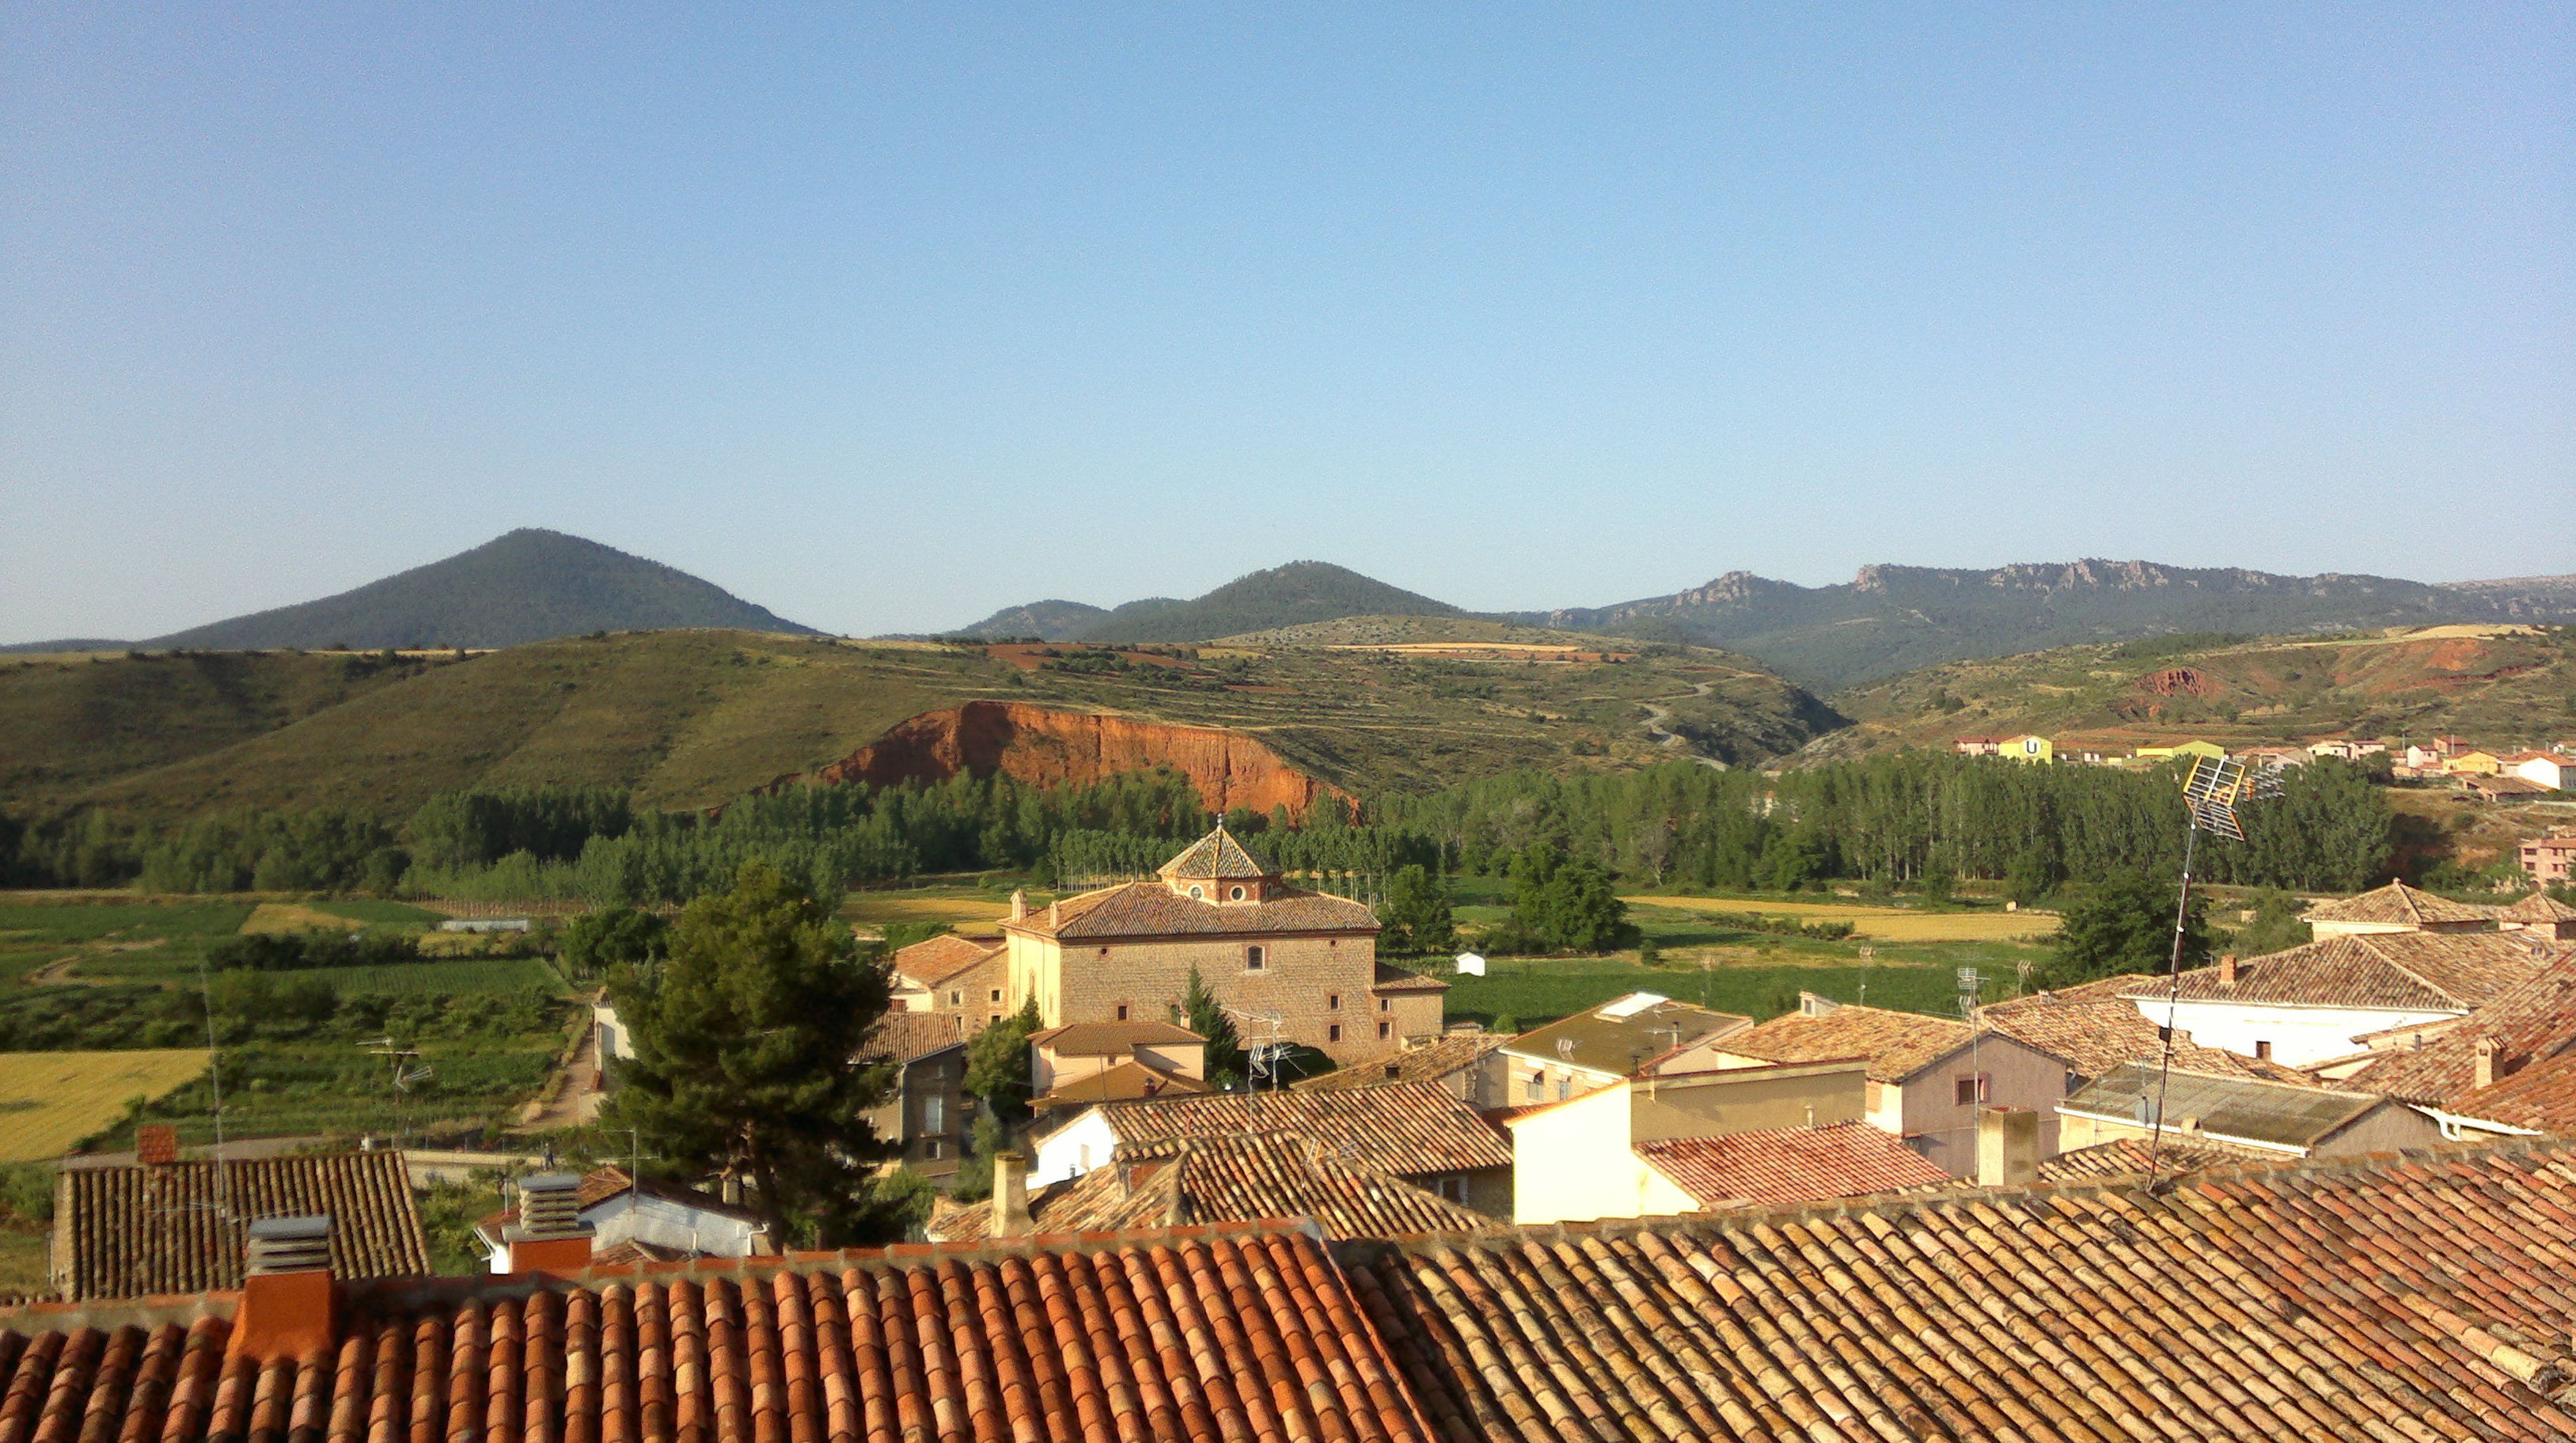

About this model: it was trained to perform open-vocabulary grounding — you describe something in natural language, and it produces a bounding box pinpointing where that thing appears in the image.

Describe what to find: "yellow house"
[1500,1058,1867,1223]
[2445,750,2502,777]
[1997,735,2054,764]
[2133,739,2225,763]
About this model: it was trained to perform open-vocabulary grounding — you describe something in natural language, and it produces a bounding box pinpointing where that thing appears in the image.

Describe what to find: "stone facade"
[997,826,1440,1065]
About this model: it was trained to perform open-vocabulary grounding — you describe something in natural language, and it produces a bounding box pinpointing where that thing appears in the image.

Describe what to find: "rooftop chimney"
[505,1172,594,1274]
[2217,953,2239,986]
[1010,889,1028,922]
[228,1215,336,1363]
[135,1125,180,1167]
[1049,899,1061,928]
[2475,1036,2500,1092]
[992,1151,1031,1239]
[1975,1108,2038,1188]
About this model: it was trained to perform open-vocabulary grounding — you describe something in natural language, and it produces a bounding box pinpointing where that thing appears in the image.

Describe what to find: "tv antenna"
[362,1038,433,1146]
[2145,754,2281,1188]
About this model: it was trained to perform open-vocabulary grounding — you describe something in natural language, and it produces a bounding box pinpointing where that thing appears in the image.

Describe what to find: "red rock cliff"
[812,702,1337,816]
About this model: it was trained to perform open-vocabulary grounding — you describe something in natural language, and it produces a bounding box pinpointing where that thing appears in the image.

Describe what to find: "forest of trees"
[2,749,2400,905]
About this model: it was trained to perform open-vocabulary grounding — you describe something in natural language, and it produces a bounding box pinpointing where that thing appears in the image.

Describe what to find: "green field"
[307,957,560,995]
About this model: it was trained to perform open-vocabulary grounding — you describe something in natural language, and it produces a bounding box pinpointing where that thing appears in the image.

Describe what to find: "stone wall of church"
[1012,931,1392,1064]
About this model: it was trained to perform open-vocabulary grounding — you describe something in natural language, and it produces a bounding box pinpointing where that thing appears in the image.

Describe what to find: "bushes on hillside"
[207,928,423,971]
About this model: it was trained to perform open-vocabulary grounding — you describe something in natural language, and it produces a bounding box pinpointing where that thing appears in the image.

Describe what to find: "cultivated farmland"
[0,1050,211,1161]
[1625,895,2060,942]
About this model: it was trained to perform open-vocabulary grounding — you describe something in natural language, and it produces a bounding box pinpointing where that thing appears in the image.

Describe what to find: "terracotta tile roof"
[859,1010,967,1065]
[1636,1122,1950,1208]
[2128,931,2551,1011]
[586,1237,699,1266]
[886,932,1003,987]
[1008,879,1381,940]
[2503,891,2576,923]
[2060,1064,2393,1151]
[2451,1052,2576,1134]
[931,1134,1495,1244]
[1065,1080,1512,1178]
[1030,1058,1208,1115]
[2302,879,2497,927]
[51,1152,428,1301]
[1707,1003,1971,1083]
[1979,990,2311,1084]
[1345,1140,2576,1441]
[2033,1135,2276,1180]
[1498,994,1751,1078]
[0,1223,1441,1443]
[1296,1031,1508,1093]
[1029,1020,1202,1055]
[1368,963,1447,994]
[2341,952,2576,1104]
[1156,825,1274,880]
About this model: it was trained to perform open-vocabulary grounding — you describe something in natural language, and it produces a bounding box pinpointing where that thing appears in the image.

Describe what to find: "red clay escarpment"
[813,701,1338,816]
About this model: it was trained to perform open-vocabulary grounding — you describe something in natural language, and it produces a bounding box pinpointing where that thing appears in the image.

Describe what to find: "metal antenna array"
[194,953,231,1225]
[362,1037,433,1147]
[1957,966,1986,1116]
[1220,1004,1289,1134]
[2145,754,2282,1189]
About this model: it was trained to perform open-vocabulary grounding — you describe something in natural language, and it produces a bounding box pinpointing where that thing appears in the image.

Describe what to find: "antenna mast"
[2145,754,2279,1189]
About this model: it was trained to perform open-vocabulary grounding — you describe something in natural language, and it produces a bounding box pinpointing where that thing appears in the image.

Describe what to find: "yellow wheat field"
[238,902,367,935]
[1626,895,2060,941]
[0,1050,212,1161]
[840,893,1015,928]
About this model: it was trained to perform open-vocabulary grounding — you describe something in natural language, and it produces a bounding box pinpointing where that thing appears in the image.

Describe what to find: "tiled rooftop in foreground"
[3,1139,2574,1441]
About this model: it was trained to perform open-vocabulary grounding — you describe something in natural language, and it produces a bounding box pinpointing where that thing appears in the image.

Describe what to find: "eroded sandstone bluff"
[811,701,1337,815]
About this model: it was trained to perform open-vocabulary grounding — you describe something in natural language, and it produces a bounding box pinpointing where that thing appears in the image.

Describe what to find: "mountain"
[1515,561,2576,691]
[121,529,818,651]
[943,599,1115,641]
[936,561,1464,646]
[1812,622,2576,761]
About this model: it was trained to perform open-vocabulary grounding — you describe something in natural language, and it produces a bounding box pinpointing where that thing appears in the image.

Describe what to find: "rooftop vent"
[516,1172,585,1236]
[246,1214,332,1277]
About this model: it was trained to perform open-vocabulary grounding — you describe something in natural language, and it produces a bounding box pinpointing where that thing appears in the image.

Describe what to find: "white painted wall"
[1030,1108,1121,1186]
[2134,998,2459,1069]
[586,1192,765,1258]
[593,1004,635,1061]
[1504,1083,1695,1225]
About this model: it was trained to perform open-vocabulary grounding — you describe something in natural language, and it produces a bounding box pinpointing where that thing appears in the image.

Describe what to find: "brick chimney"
[1975,1107,2038,1187]
[2217,953,2238,986]
[991,1151,1031,1238]
[135,1125,180,1167]
[2475,1036,2499,1091]
[505,1172,594,1274]
[227,1215,336,1363]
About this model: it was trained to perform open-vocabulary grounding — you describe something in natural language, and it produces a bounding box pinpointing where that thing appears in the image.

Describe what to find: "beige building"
[889,933,1009,1027]
[999,826,1441,1063]
[1497,992,1753,1106]
[1501,1059,1869,1223]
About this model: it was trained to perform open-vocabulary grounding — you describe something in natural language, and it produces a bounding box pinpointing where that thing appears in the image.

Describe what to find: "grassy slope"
[6,626,1838,820]
[1077,561,1462,644]
[1815,625,2576,758]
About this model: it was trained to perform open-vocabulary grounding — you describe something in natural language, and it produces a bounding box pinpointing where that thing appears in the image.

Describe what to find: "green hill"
[0,626,1839,822]
[940,599,1115,641]
[1813,623,2576,759]
[1076,561,1463,644]
[130,529,818,651]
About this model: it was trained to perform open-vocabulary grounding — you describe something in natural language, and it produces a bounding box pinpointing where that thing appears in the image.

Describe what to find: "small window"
[1377,1020,1391,1040]
[1246,945,1265,972]
[1526,1073,1543,1100]
[989,988,1002,1003]
[922,1093,946,1134]
[949,990,962,1006]
[1328,1023,1341,1042]
[2064,1069,2083,1096]
[1378,997,1390,1012]
[1115,1004,1130,1021]
[1189,886,1204,899]
[1098,947,1110,957]
[925,1137,944,1160]
[1229,886,1246,901]
[1383,1063,1402,1080]
[1556,1077,1570,1101]
[1954,1074,1989,1106]
[1328,993,1341,1011]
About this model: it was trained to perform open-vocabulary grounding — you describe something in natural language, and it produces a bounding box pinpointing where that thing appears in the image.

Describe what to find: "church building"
[1000,825,1444,1064]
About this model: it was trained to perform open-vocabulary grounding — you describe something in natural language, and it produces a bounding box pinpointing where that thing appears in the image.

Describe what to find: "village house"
[2334,951,2576,1141]
[50,1140,427,1301]
[1977,977,2310,1090]
[1024,1019,1209,1118]
[2056,1063,2441,1160]
[2305,737,2388,761]
[2131,739,2225,763]
[2463,773,2551,802]
[1499,1058,1876,1222]
[2498,890,2576,942]
[11,1141,2576,1437]
[1496,991,1752,1105]
[472,1167,772,1271]
[2116,931,2551,1068]
[1027,1077,1514,1213]
[886,932,1008,1027]
[1996,733,2053,763]
[1293,1023,1512,1108]
[857,1012,972,1174]
[1952,735,2001,757]
[996,824,1439,1063]
[2520,833,2576,888]
[2301,879,2494,939]
[923,1134,1492,1244]
[2500,750,2574,792]
[1702,994,2074,1174]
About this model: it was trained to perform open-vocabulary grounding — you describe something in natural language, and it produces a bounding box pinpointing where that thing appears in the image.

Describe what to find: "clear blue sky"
[4,4,2568,641]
